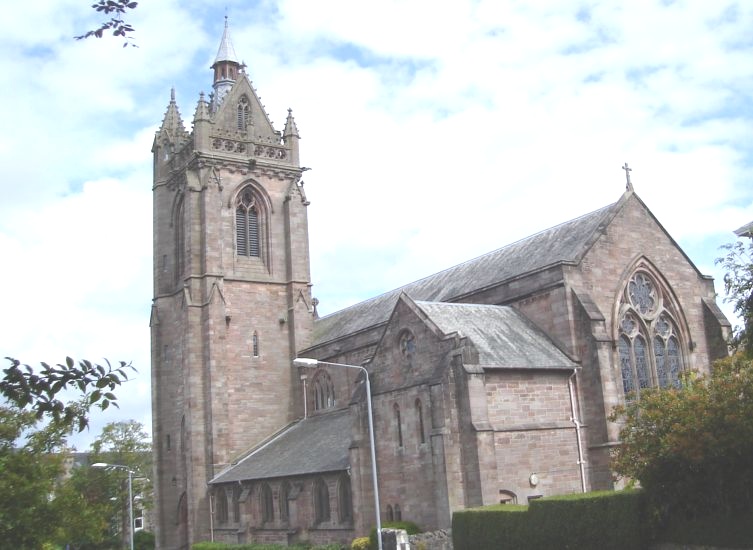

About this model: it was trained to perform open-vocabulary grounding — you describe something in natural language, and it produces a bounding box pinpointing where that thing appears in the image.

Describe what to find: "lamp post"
[92,462,135,550]
[293,358,383,550]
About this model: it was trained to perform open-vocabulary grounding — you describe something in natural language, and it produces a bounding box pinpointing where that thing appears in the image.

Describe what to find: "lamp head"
[293,358,319,368]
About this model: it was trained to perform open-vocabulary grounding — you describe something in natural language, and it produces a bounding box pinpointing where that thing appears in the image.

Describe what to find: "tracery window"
[261,483,274,523]
[313,370,335,411]
[236,188,260,257]
[398,330,416,365]
[314,478,330,523]
[237,96,250,131]
[617,270,685,399]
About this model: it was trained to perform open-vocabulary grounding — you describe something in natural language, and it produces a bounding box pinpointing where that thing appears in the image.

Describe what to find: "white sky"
[1,0,751,449]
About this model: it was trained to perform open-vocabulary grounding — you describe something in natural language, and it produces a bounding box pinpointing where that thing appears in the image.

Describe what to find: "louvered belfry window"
[236,189,260,257]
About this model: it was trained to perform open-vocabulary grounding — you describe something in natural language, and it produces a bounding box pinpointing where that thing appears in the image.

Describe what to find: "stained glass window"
[617,270,685,399]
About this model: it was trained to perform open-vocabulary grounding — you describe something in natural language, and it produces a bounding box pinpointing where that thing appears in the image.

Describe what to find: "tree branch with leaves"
[75,1,139,47]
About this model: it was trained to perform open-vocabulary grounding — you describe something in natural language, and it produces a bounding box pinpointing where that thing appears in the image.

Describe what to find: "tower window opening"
[236,189,260,257]
[237,96,250,131]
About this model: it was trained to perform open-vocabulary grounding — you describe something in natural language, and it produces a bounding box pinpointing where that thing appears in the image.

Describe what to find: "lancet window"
[261,483,274,523]
[314,478,330,523]
[337,474,353,523]
[237,96,250,131]
[236,188,261,257]
[617,270,685,399]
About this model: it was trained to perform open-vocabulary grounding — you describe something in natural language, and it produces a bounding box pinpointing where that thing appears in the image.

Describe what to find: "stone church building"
[150,23,731,549]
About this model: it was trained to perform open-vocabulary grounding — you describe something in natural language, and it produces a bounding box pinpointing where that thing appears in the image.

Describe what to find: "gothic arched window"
[313,370,335,411]
[236,188,260,257]
[394,403,403,448]
[314,478,330,523]
[416,398,426,444]
[174,197,185,286]
[279,481,290,522]
[337,474,353,523]
[237,96,250,131]
[617,270,685,399]
[215,488,228,524]
[261,483,274,523]
[386,505,394,522]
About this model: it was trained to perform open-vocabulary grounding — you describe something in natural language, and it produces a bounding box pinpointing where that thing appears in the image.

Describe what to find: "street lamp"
[293,358,383,550]
[92,462,135,550]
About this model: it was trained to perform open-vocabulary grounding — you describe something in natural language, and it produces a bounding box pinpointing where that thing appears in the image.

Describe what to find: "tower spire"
[211,17,241,108]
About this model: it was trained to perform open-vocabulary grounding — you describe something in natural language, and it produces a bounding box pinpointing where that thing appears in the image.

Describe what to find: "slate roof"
[735,221,753,238]
[209,408,351,484]
[415,301,576,369]
[311,200,619,347]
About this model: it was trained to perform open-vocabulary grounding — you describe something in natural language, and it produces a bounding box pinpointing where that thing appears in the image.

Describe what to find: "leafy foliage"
[75,1,139,47]
[1,356,133,433]
[610,353,753,523]
[717,239,753,356]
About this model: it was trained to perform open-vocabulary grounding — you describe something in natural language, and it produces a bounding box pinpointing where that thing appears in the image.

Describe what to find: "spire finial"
[622,162,633,191]
[170,87,176,102]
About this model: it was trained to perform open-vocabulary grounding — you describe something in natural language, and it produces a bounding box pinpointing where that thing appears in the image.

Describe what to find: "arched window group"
[313,371,335,411]
[236,188,260,257]
[386,503,402,522]
[617,270,685,399]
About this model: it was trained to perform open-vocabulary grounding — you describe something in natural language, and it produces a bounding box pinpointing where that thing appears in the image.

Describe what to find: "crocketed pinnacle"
[283,108,299,138]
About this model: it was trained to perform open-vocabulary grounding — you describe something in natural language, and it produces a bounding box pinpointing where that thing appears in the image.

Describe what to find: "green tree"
[717,239,753,356]
[610,353,753,523]
[0,357,133,549]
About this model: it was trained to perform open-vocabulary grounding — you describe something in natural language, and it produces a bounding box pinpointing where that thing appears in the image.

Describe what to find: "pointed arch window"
[216,488,228,524]
[237,96,250,131]
[617,270,685,399]
[313,370,335,411]
[279,481,291,522]
[314,478,330,523]
[174,197,185,286]
[394,403,403,448]
[260,483,274,523]
[236,188,261,257]
[252,331,260,358]
[416,398,426,444]
[337,474,353,523]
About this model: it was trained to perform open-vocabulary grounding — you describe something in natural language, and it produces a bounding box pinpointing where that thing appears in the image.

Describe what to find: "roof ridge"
[315,200,618,322]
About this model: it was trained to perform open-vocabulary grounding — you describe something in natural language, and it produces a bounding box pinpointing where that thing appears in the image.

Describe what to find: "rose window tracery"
[617,270,685,399]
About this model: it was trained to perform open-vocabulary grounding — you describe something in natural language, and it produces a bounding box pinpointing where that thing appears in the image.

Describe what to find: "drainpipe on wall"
[568,368,587,493]
[209,493,215,542]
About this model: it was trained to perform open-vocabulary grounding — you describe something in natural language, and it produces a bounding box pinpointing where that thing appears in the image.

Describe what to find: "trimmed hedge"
[192,543,343,550]
[452,490,647,550]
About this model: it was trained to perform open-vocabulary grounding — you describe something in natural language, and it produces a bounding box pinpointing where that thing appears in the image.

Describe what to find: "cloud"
[2,0,752,449]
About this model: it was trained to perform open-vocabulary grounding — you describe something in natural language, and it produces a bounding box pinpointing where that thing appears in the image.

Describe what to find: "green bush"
[192,543,344,550]
[660,507,753,548]
[452,504,529,550]
[368,521,421,550]
[528,490,647,550]
[351,537,370,550]
[134,530,156,550]
[452,490,647,550]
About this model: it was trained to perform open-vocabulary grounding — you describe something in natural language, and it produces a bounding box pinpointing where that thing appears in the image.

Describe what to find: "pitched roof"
[209,408,351,484]
[735,221,753,238]
[311,200,620,347]
[415,301,576,369]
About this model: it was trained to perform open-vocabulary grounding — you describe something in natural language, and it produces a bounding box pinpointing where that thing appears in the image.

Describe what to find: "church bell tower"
[150,19,314,548]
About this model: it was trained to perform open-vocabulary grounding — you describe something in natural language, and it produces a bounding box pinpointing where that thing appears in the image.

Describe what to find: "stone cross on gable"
[622,162,634,191]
